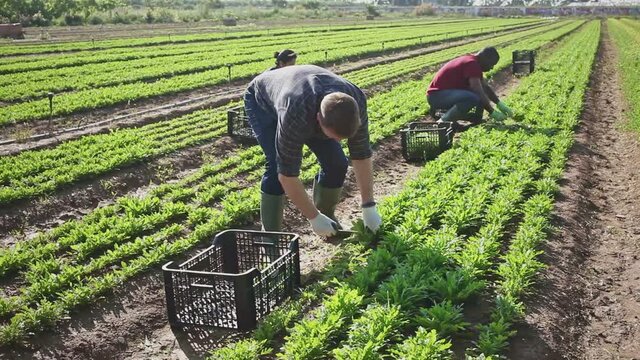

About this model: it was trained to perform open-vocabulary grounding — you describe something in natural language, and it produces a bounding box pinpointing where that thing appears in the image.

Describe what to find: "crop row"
[0,19,470,57]
[0,19,499,75]
[208,20,600,359]
[0,20,544,125]
[0,19,534,103]
[463,20,599,355]
[348,20,579,88]
[0,21,580,344]
[608,19,640,132]
[271,128,546,359]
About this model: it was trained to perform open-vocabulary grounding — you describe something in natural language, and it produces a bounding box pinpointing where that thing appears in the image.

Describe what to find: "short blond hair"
[320,92,361,138]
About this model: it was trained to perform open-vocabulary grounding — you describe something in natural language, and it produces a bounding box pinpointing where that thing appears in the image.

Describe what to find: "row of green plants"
[0,20,578,207]
[0,18,465,57]
[463,21,599,356]
[348,20,579,89]
[272,131,545,359]
[0,18,500,75]
[212,98,547,359]
[0,18,534,103]
[0,19,541,124]
[0,21,578,344]
[608,18,640,132]
[208,20,600,359]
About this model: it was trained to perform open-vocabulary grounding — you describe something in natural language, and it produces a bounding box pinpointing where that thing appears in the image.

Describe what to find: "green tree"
[366,4,380,17]
[96,0,124,11]
[272,0,288,8]
[200,0,223,10]
[46,0,78,18]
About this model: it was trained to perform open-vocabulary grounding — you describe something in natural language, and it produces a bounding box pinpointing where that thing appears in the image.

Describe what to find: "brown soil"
[506,23,640,360]
[0,22,543,156]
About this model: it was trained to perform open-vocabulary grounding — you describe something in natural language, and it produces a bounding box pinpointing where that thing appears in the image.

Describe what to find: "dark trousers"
[244,88,348,196]
[427,89,483,121]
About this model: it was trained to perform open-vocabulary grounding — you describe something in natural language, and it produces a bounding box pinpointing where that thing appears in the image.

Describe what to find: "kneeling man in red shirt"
[427,47,514,124]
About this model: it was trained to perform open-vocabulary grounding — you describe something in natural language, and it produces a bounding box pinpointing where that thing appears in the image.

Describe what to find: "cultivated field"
[1,16,639,360]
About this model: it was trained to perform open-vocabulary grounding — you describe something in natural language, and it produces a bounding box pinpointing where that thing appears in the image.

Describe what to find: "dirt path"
[507,23,640,360]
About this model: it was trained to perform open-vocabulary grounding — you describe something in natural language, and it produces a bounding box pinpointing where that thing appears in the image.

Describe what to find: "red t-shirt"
[427,54,483,94]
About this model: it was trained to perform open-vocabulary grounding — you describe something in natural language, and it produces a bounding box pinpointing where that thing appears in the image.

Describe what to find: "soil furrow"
[507,22,640,360]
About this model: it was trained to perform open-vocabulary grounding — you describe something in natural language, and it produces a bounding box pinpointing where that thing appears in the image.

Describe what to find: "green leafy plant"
[414,301,470,338]
[391,328,452,360]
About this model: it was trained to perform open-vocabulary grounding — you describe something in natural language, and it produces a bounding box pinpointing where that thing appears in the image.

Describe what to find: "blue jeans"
[244,88,348,196]
[427,89,483,121]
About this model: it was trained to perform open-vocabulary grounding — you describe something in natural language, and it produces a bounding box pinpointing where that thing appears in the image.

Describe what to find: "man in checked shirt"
[244,65,382,237]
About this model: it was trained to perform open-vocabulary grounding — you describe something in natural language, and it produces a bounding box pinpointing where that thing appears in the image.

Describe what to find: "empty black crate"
[227,105,254,139]
[512,50,535,75]
[162,230,301,331]
[401,121,453,162]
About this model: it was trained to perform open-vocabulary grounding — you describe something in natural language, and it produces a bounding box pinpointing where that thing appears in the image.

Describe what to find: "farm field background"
[1,14,640,360]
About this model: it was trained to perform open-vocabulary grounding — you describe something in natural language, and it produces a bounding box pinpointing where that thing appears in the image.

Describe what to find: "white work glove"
[497,101,514,117]
[309,213,338,237]
[362,204,382,233]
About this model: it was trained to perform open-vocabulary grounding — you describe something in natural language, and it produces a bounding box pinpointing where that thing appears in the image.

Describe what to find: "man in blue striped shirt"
[244,65,382,237]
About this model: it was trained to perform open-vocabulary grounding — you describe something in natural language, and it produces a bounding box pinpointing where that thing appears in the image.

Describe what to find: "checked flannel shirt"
[247,65,372,177]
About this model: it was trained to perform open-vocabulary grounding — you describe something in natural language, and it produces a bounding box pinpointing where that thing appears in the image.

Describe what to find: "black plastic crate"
[512,50,535,75]
[227,105,254,139]
[162,230,301,331]
[400,121,453,162]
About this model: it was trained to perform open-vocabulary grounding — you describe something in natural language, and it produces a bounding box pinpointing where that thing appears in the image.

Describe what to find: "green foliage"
[474,319,517,356]
[350,248,396,293]
[0,18,544,124]
[414,301,470,338]
[429,269,484,304]
[366,4,380,17]
[208,339,270,360]
[374,263,432,314]
[279,287,364,359]
[0,19,598,352]
[333,304,405,360]
[609,19,640,132]
[491,294,524,323]
[391,328,452,360]
[271,19,599,360]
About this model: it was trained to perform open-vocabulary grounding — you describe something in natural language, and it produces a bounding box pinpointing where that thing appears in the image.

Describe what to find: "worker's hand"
[362,204,382,233]
[309,213,338,237]
[497,101,514,117]
[490,110,508,122]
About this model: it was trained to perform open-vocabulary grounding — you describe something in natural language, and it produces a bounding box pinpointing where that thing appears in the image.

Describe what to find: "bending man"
[427,47,514,124]
[244,65,382,236]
